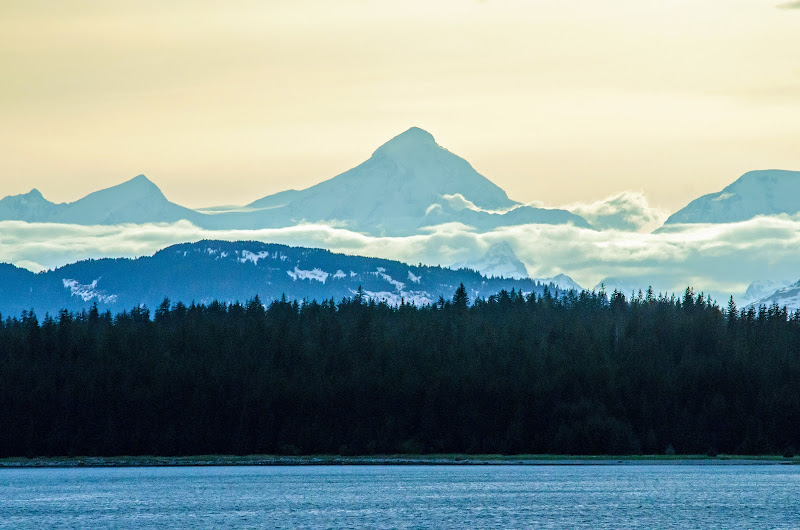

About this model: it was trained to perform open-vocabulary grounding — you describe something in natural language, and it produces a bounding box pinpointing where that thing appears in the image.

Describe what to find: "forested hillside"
[1,287,799,457]
[0,240,551,317]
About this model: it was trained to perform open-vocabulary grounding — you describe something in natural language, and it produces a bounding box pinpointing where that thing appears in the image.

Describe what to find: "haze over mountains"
[0,128,588,235]
[3,128,799,234]
[2,127,800,309]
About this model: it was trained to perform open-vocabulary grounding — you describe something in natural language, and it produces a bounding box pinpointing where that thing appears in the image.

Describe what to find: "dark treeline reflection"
[1,286,799,457]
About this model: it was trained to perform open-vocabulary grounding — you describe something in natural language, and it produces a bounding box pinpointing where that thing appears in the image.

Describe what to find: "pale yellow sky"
[1,0,799,211]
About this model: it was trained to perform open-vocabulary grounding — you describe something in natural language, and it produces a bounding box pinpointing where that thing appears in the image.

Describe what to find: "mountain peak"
[1,188,46,202]
[398,126,435,142]
[739,168,796,178]
[126,174,157,187]
[0,187,60,223]
[663,168,800,225]
[115,174,164,197]
[50,173,201,225]
[372,127,439,158]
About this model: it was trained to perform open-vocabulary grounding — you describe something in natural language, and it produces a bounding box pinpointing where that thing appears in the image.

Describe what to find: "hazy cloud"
[5,215,800,305]
[776,1,800,9]
[556,192,669,232]
[441,193,517,214]
[443,191,668,232]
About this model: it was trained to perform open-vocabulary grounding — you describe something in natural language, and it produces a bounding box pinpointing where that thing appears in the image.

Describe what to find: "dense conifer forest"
[1,286,799,457]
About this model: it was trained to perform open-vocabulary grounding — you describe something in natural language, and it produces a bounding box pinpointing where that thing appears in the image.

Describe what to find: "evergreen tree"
[453,283,469,309]
[1,284,799,458]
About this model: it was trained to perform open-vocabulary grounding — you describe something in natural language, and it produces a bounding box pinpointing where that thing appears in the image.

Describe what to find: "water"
[1,464,799,528]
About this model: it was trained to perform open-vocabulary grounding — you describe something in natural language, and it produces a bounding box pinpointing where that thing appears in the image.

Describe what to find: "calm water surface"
[1,464,799,528]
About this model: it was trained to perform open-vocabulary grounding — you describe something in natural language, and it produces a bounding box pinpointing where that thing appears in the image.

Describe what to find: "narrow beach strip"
[2,454,798,468]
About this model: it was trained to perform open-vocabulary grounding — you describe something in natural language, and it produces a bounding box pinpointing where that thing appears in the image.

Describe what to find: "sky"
[2,0,799,212]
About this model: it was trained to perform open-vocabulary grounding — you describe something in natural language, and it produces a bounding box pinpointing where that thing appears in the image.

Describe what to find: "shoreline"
[1,454,798,468]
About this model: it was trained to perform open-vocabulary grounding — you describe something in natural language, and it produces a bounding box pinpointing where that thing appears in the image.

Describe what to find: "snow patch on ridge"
[237,250,289,265]
[371,267,405,291]
[357,289,433,307]
[62,278,117,304]
[287,267,329,283]
[408,270,421,284]
[238,250,270,264]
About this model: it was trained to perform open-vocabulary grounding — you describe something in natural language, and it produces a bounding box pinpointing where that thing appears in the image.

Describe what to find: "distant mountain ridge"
[0,188,67,222]
[0,128,590,235]
[0,240,578,318]
[5,134,798,235]
[663,169,800,225]
[0,174,203,225]
[742,279,793,306]
[454,241,529,279]
[746,278,800,313]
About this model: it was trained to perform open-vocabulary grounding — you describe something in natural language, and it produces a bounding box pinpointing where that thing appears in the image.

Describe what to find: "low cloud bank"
[3,214,800,304]
[527,191,668,232]
[441,193,518,214]
[561,192,669,232]
[440,191,666,232]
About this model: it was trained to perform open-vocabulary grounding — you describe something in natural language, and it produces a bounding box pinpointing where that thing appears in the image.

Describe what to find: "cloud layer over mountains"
[5,212,800,304]
[536,191,668,233]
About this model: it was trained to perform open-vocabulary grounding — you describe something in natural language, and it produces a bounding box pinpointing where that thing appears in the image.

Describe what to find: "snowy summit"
[663,169,800,225]
[0,127,591,234]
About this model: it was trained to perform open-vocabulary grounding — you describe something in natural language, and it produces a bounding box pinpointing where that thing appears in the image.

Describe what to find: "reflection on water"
[1,465,799,528]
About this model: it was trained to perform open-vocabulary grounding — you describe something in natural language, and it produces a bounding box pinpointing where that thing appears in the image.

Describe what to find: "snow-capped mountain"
[662,169,800,225]
[55,174,204,225]
[450,241,582,290]
[0,188,67,222]
[0,240,561,317]
[592,278,645,297]
[454,241,530,279]
[0,175,203,225]
[746,279,800,312]
[0,128,590,234]
[251,127,516,217]
[741,278,793,306]
[542,273,583,292]
[222,127,590,234]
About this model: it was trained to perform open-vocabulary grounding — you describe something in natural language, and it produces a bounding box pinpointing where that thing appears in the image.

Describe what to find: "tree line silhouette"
[1,285,798,457]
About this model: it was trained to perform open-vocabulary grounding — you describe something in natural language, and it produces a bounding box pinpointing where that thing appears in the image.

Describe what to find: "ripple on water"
[0,465,799,528]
